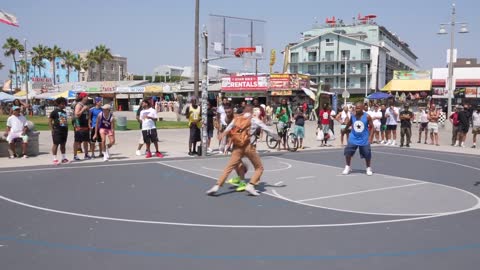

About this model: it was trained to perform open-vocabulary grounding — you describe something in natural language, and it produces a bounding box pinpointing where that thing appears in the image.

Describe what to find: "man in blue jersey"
[89,97,103,158]
[342,102,375,176]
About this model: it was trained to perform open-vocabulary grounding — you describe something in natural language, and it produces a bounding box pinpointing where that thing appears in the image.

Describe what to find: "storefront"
[269,74,311,106]
[221,75,268,104]
[115,86,145,111]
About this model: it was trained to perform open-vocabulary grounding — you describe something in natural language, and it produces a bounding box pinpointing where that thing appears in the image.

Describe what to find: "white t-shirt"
[140,108,158,130]
[473,111,480,127]
[217,105,227,125]
[419,111,429,123]
[370,110,383,126]
[7,115,27,133]
[339,111,351,123]
[385,107,399,125]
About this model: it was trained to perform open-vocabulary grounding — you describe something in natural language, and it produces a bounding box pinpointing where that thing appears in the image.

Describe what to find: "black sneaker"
[406,144,410,147]
[98,153,104,158]
[84,155,92,160]
[188,152,195,156]
[400,144,404,147]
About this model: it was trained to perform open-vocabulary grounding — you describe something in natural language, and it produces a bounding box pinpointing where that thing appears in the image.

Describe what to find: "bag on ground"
[316,128,324,141]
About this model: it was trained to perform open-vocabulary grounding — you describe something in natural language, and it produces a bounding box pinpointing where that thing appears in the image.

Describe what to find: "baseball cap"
[12,105,20,111]
[95,97,102,103]
[102,104,111,110]
[78,92,88,99]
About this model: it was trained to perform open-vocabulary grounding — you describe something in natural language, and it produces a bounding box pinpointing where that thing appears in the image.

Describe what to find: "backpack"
[229,115,252,147]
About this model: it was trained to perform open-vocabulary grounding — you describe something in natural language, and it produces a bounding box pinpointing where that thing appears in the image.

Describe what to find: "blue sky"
[1,0,479,80]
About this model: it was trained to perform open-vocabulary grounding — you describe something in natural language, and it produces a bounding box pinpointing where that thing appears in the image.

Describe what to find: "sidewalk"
[1,120,478,169]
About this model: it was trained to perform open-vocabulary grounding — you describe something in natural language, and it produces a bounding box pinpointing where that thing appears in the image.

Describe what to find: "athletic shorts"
[381,125,387,131]
[459,125,469,134]
[7,132,28,144]
[74,130,90,142]
[207,128,214,139]
[472,127,480,135]
[373,122,381,132]
[294,125,305,139]
[321,124,330,134]
[340,125,351,135]
[142,128,159,144]
[419,122,428,131]
[52,129,68,145]
[344,143,372,160]
[189,124,201,143]
[386,125,397,131]
[90,128,101,143]
[100,128,114,137]
[428,122,439,134]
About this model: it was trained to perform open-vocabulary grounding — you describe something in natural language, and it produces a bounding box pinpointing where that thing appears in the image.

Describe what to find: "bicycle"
[265,121,299,152]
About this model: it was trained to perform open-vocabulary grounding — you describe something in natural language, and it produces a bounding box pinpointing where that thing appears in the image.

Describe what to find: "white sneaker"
[391,141,396,146]
[386,140,392,146]
[245,184,260,196]
[135,150,141,156]
[206,185,220,195]
[207,148,213,153]
[342,165,352,175]
[380,140,385,144]
[103,155,109,162]
[366,167,373,176]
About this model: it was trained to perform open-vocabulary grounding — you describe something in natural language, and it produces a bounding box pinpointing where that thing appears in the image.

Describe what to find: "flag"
[0,10,19,27]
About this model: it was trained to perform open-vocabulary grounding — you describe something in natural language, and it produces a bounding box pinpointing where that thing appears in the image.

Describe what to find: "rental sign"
[221,75,268,91]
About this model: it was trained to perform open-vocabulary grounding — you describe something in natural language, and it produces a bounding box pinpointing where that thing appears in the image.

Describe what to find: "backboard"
[208,14,266,59]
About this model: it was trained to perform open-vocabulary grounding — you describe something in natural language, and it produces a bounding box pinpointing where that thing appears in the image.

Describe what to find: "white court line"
[201,161,292,172]
[296,176,315,180]
[298,183,427,202]
[374,151,480,171]
[376,147,480,159]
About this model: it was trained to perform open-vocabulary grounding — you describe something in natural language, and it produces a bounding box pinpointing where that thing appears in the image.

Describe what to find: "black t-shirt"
[207,108,214,130]
[380,109,387,125]
[49,108,68,131]
[295,113,305,126]
[399,110,413,128]
[458,110,469,128]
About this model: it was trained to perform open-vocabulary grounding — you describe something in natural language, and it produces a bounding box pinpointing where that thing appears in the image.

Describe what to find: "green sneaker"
[227,176,241,186]
[236,181,247,192]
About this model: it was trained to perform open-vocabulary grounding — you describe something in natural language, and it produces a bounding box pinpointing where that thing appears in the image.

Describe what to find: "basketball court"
[1,146,479,269]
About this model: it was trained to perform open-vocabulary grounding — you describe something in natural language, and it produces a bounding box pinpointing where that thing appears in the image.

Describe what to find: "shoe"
[61,159,70,164]
[188,151,195,156]
[472,145,477,149]
[400,144,404,147]
[135,150,142,156]
[103,155,109,162]
[417,140,421,143]
[406,144,410,148]
[386,141,392,146]
[366,167,373,176]
[245,184,260,196]
[461,143,465,148]
[236,181,247,192]
[84,155,92,160]
[98,153,104,158]
[73,156,81,161]
[155,152,164,158]
[227,176,242,186]
[8,155,15,159]
[22,154,28,159]
[454,143,459,147]
[391,141,396,146]
[91,154,96,159]
[145,151,152,158]
[53,159,60,165]
[424,141,427,144]
[380,140,385,144]
[207,148,213,153]
[206,185,220,195]
[342,166,351,175]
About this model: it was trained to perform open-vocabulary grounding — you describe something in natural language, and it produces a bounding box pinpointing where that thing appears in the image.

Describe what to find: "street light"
[437,3,468,119]
[23,38,29,106]
[342,57,350,106]
[365,64,369,97]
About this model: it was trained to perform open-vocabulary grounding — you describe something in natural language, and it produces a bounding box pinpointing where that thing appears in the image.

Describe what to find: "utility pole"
[201,29,209,157]
[193,0,200,97]
[24,38,29,106]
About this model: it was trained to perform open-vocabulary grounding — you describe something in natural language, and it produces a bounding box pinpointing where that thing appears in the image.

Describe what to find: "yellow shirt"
[188,105,201,128]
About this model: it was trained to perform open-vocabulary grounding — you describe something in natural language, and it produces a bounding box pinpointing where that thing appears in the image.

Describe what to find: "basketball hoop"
[234,47,257,57]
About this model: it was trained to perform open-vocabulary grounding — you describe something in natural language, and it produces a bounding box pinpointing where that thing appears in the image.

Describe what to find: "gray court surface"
[0,146,479,270]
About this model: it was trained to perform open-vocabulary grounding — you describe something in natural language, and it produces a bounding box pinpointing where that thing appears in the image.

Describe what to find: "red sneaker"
[53,159,60,166]
[145,151,152,158]
[155,152,164,158]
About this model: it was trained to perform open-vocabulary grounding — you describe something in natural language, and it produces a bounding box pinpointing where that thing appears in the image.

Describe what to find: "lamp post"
[200,28,209,157]
[342,57,350,106]
[365,64,369,98]
[23,38,29,106]
[438,3,468,119]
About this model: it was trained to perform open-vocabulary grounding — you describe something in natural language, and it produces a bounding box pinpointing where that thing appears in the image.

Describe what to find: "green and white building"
[286,17,420,95]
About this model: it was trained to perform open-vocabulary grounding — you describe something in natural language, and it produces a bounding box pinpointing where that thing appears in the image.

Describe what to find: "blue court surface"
[0,146,479,270]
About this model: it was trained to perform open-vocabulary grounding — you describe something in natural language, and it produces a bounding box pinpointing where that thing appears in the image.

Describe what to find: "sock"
[62,154,66,159]
[53,155,58,161]
[455,140,459,145]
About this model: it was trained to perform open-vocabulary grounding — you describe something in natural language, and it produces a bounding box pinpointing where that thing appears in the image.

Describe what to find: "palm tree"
[46,45,62,84]
[3,37,25,89]
[86,49,97,80]
[31,44,48,77]
[18,60,28,81]
[0,61,4,70]
[73,55,90,82]
[93,44,113,81]
[62,50,76,83]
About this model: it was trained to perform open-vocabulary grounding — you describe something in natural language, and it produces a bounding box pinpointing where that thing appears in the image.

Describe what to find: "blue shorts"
[344,144,372,160]
[294,126,305,139]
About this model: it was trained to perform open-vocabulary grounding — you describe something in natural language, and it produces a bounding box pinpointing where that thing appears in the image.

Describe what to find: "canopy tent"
[381,79,432,92]
[50,90,77,99]
[0,92,18,102]
[301,88,316,100]
[34,92,58,99]
[367,92,393,100]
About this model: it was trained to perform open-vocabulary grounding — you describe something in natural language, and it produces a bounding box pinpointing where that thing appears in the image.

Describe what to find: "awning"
[309,88,334,95]
[14,90,27,96]
[302,88,316,100]
[382,79,432,91]
[432,79,480,87]
[144,85,163,93]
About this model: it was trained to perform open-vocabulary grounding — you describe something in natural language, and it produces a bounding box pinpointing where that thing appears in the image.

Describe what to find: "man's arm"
[74,103,88,118]
[367,115,374,143]
[252,118,279,139]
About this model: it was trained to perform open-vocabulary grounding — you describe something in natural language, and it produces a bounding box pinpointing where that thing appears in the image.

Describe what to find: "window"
[290,52,299,63]
[325,51,334,61]
[308,51,317,62]
[361,49,371,60]
[307,64,318,75]
[325,64,334,74]
[56,62,60,69]
[341,50,350,60]
[290,64,298,73]
[56,74,60,83]
[325,38,330,42]
[112,64,115,71]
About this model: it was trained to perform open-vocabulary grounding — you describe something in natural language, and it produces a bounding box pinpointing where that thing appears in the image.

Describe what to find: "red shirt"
[319,110,331,125]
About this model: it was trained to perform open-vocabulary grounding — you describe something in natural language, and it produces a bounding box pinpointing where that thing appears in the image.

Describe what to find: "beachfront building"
[285,15,420,95]
[78,52,127,82]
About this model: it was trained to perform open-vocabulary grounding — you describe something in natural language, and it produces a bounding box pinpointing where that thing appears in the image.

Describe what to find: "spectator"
[380,104,387,144]
[417,107,429,144]
[135,102,145,156]
[385,103,399,146]
[471,105,480,148]
[336,105,351,146]
[449,106,460,146]
[275,98,292,150]
[49,97,69,165]
[455,105,469,147]
[399,104,414,147]
[318,104,334,147]
[140,99,163,158]
[73,92,91,161]
[4,106,29,158]
[427,104,440,146]
[94,104,116,161]
[185,96,201,156]
[89,97,103,158]
[207,101,215,153]
[294,107,306,149]
[369,104,383,144]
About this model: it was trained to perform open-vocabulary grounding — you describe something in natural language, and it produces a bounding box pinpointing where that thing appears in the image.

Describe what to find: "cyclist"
[275,98,292,150]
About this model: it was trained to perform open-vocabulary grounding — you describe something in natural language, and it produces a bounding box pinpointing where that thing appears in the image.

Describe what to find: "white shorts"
[7,132,28,144]
[373,122,381,132]
[428,122,439,134]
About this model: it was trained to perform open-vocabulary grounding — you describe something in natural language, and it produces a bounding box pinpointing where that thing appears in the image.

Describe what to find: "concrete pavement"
[1,118,478,169]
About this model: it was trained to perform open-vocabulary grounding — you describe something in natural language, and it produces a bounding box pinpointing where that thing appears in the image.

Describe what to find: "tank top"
[348,113,369,146]
[99,112,113,130]
[75,104,89,129]
[188,105,201,128]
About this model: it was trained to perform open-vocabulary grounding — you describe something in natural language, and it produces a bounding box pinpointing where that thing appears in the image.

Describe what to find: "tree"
[31,44,48,77]
[46,45,62,84]
[62,50,76,83]
[93,44,113,81]
[0,61,4,70]
[18,59,29,80]
[3,37,25,89]
[73,55,90,82]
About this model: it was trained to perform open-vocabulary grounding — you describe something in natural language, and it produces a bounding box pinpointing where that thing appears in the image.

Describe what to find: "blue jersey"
[90,107,103,128]
[348,113,370,146]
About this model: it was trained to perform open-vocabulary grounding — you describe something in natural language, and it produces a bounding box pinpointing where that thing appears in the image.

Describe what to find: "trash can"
[116,116,127,130]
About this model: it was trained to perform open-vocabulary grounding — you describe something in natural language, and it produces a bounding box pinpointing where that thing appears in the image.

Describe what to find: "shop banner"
[115,86,145,93]
[269,74,310,90]
[465,87,477,98]
[453,88,466,98]
[271,90,292,96]
[432,87,448,97]
[221,75,268,91]
[394,70,431,80]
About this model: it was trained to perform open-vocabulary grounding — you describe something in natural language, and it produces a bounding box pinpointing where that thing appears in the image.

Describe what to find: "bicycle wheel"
[286,133,299,152]
[265,134,279,149]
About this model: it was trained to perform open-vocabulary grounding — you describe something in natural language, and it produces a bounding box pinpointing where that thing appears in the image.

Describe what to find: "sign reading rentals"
[221,75,268,91]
